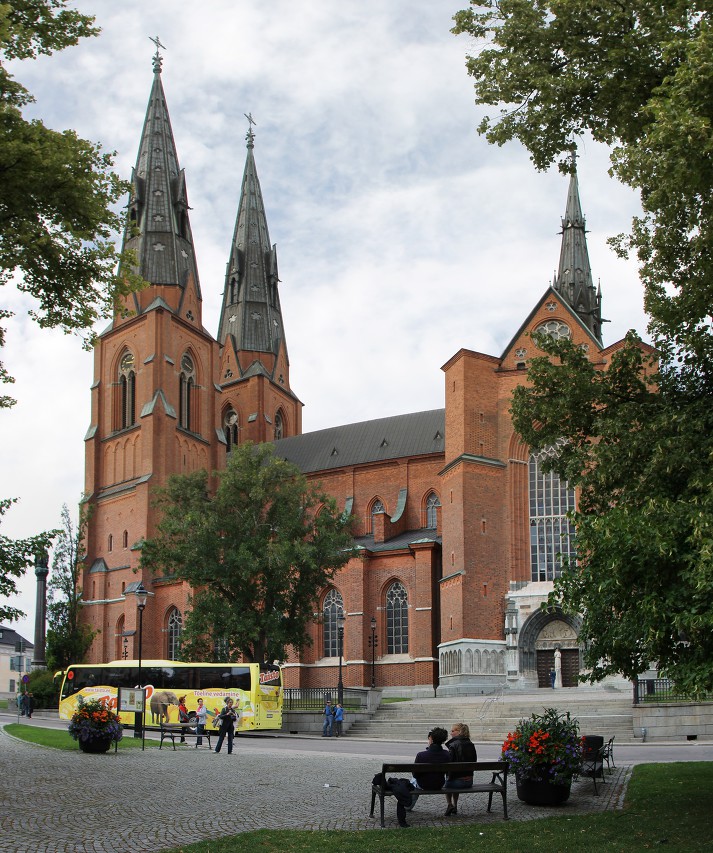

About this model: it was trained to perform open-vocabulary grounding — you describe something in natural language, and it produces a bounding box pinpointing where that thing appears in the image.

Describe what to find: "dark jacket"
[414,743,450,790]
[217,706,237,733]
[446,735,477,779]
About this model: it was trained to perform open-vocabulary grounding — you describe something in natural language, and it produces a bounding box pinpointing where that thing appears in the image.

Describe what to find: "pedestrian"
[334,703,344,737]
[18,692,26,716]
[194,698,214,747]
[322,700,334,737]
[177,695,189,743]
[444,722,477,816]
[26,692,34,719]
[404,727,450,826]
[214,697,237,754]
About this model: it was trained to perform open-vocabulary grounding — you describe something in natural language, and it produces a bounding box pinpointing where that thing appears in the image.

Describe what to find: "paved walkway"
[0,726,631,853]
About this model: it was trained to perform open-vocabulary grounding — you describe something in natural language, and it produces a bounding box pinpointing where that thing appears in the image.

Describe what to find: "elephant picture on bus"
[150,690,179,723]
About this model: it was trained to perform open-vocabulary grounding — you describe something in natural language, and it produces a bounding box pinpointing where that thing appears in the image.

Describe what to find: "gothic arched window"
[119,351,136,429]
[322,588,344,658]
[224,408,239,452]
[274,410,284,440]
[386,581,409,654]
[179,353,195,431]
[369,499,385,534]
[529,445,577,581]
[166,608,183,661]
[425,492,440,528]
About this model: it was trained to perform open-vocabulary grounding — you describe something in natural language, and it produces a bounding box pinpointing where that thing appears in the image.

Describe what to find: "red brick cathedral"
[80,54,631,695]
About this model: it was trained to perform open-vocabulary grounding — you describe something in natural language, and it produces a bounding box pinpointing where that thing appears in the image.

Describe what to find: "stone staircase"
[347,690,635,742]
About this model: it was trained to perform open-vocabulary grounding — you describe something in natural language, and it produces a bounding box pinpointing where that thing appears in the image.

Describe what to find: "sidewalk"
[0,723,631,853]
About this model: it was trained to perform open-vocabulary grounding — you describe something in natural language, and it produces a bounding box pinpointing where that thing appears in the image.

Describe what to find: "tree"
[452,2,713,376]
[0,1,144,617]
[0,498,54,623]
[141,443,356,664]
[454,1,713,693]
[46,503,95,671]
[511,333,713,695]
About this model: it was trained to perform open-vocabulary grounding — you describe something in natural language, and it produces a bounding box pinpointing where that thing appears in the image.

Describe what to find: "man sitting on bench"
[404,727,450,825]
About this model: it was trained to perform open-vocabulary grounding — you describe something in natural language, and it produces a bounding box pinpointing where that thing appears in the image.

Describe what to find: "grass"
[160,763,713,853]
[5,723,161,750]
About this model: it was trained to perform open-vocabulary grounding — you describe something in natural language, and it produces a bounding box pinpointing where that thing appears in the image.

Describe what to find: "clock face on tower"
[534,320,571,341]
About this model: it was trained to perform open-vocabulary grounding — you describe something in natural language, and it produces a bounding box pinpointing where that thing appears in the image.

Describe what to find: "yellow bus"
[57,660,282,732]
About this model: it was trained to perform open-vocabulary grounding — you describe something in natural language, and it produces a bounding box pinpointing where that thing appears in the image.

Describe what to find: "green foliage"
[46,503,95,671]
[27,668,58,709]
[512,334,713,694]
[141,442,356,664]
[0,498,56,622]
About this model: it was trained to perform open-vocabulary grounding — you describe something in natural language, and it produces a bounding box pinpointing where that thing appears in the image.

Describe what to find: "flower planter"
[79,736,113,754]
[516,776,572,806]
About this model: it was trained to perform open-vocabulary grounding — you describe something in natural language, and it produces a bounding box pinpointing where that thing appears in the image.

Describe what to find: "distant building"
[0,626,33,699]
[79,52,644,695]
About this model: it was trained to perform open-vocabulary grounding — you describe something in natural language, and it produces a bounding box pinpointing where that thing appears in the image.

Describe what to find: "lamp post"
[337,612,345,706]
[133,582,148,738]
[368,616,378,688]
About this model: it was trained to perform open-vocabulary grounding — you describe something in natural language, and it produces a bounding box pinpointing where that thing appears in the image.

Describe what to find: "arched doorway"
[519,610,582,688]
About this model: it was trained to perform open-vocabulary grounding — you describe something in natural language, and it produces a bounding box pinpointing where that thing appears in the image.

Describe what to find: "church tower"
[80,48,222,663]
[216,123,302,449]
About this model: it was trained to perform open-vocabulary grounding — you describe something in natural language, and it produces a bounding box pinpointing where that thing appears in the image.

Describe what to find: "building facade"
[79,54,633,695]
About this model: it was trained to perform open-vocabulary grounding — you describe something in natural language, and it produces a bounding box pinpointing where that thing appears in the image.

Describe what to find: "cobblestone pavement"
[0,726,631,853]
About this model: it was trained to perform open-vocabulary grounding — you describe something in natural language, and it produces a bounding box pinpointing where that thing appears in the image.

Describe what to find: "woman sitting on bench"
[444,722,478,816]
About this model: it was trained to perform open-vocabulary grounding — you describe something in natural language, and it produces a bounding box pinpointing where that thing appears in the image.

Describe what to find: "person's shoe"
[398,821,410,828]
[445,805,456,816]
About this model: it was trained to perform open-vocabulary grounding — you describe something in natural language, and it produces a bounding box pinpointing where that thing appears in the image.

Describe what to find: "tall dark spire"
[119,45,200,299]
[217,120,284,356]
[552,154,602,344]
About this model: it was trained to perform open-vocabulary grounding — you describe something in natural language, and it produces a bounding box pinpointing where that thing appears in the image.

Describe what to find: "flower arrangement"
[501,707,583,785]
[68,696,123,747]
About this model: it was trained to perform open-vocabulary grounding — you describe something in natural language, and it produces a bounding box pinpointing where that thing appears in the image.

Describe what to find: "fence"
[283,687,369,710]
[633,678,713,705]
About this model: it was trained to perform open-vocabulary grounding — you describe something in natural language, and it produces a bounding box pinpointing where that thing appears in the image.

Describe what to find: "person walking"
[444,722,477,816]
[26,693,34,719]
[334,703,344,737]
[214,697,237,754]
[322,700,334,737]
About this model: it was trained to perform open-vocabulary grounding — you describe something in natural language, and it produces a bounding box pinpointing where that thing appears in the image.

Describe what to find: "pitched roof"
[0,626,34,649]
[273,409,445,473]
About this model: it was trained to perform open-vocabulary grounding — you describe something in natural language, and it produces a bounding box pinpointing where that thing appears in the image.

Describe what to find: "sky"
[0,0,647,644]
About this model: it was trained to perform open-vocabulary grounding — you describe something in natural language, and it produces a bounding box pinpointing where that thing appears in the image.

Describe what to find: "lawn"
[5,723,160,750]
[160,762,713,853]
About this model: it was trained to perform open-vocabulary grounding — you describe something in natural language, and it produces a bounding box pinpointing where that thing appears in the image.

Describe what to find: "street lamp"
[368,616,378,688]
[337,612,345,706]
[133,582,149,738]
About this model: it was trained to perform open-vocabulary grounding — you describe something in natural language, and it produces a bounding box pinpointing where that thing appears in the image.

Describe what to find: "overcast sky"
[1,0,647,644]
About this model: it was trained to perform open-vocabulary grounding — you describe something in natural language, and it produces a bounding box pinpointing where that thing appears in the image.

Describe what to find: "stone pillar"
[31,551,49,670]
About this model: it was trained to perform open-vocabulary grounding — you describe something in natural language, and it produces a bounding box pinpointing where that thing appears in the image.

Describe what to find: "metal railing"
[283,687,368,710]
[633,678,713,705]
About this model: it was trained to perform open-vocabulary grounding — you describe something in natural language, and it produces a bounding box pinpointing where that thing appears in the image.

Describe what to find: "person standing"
[26,693,34,719]
[322,700,334,737]
[334,703,344,737]
[194,698,214,747]
[177,695,189,743]
[214,697,237,754]
[444,722,477,816]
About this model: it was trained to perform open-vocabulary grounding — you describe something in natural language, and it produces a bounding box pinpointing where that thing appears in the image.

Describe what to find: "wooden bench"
[157,722,213,750]
[370,760,509,827]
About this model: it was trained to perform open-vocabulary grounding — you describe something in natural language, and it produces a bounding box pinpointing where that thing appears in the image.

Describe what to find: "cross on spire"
[244,112,257,148]
[150,35,166,72]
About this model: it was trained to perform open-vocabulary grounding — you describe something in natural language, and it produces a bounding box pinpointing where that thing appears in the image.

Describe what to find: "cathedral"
[79,51,632,695]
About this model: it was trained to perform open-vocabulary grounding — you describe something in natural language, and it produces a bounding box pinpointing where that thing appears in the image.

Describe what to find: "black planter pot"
[516,776,572,806]
[79,736,113,754]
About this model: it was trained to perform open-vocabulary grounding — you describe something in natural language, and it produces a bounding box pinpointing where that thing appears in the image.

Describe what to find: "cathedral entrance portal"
[534,619,580,687]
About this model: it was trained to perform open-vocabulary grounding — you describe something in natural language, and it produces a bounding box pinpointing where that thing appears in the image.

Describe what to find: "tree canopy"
[454,1,713,692]
[140,443,356,664]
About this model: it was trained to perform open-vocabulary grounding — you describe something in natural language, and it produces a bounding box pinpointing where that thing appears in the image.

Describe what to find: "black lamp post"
[368,616,378,688]
[133,582,148,738]
[337,612,345,706]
